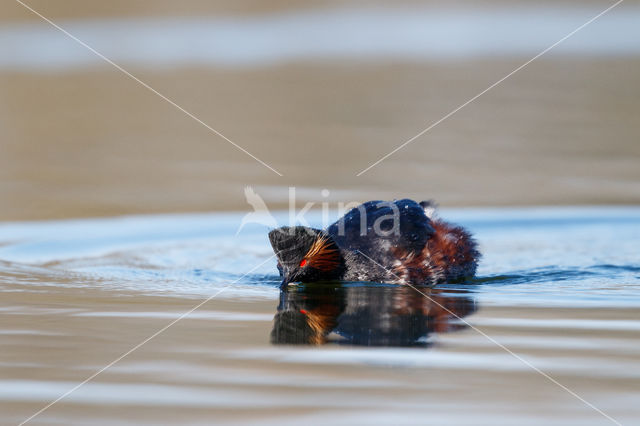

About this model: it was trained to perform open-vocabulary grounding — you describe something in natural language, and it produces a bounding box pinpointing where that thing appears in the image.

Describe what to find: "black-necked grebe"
[268,199,479,288]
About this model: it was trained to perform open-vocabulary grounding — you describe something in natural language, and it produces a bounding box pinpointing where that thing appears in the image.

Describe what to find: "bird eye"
[299,259,307,267]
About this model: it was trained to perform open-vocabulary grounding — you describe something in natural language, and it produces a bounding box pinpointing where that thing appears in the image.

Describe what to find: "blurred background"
[2,4,640,425]
[1,0,638,221]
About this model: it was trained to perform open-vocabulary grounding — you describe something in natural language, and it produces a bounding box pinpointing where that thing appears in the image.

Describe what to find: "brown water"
[1,3,640,221]
[2,284,638,425]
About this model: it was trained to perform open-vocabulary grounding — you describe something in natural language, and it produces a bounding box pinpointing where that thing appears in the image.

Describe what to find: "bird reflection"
[271,283,477,347]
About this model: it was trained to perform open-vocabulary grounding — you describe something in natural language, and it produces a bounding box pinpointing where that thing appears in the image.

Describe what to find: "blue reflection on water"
[1,6,639,70]
[0,207,638,308]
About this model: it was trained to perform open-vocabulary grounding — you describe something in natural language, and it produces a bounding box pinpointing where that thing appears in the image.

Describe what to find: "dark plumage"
[270,285,477,346]
[268,199,479,288]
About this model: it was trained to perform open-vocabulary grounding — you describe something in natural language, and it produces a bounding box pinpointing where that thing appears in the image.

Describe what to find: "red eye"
[299,259,307,267]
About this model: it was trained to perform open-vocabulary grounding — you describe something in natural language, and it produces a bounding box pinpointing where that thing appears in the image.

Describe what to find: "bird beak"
[279,273,290,289]
[279,266,291,289]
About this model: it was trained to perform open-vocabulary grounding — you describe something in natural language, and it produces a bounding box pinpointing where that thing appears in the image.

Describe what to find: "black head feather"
[268,226,343,287]
[268,226,318,266]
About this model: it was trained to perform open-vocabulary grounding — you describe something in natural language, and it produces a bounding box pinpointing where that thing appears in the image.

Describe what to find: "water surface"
[2,5,639,70]
[1,207,639,424]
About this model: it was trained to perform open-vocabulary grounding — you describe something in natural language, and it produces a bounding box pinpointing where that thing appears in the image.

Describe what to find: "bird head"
[268,226,343,288]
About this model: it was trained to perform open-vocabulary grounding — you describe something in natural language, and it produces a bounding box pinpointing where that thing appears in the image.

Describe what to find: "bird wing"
[327,199,434,265]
